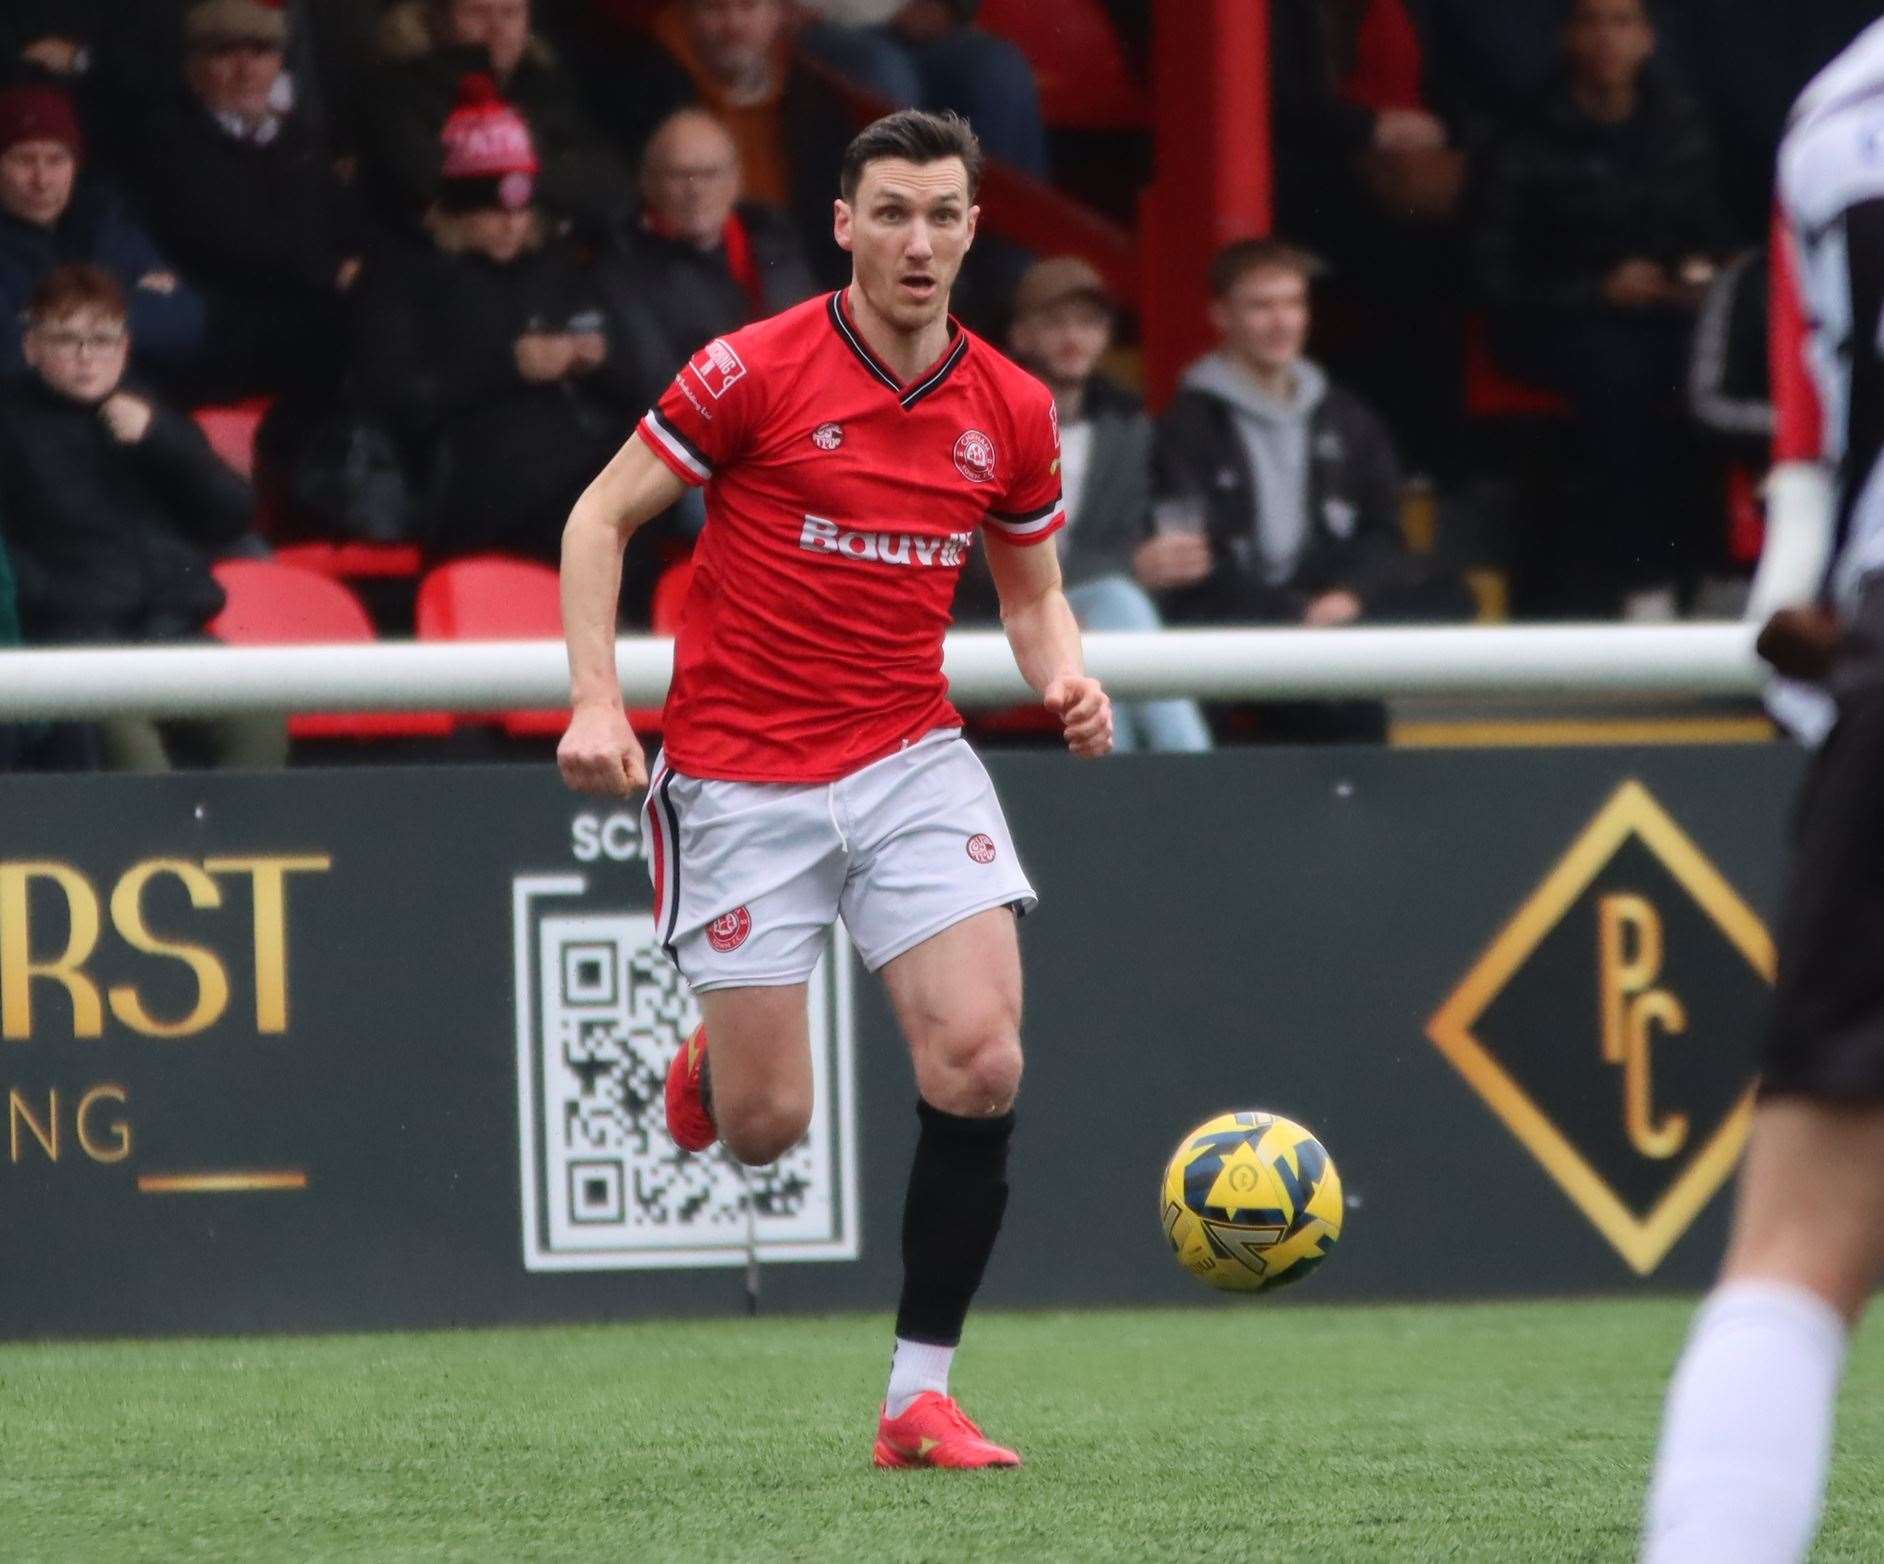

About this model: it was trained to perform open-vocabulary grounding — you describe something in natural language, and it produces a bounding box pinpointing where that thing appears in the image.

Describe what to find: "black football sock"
[893,1099,1015,1347]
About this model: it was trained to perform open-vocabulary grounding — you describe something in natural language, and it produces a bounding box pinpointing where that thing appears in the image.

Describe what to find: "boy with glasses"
[0,263,282,771]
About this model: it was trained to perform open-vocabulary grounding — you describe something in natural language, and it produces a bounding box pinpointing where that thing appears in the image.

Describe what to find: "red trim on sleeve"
[638,412,710,487]
[1772,204,1826,465]
[985,510,1067,548]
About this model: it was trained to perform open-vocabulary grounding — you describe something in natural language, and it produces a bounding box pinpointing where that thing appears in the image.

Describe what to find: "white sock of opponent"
[885,1337,955,1418]
[1642,1280,1847,1564]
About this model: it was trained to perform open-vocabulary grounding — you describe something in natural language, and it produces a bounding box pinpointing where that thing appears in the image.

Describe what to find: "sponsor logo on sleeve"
[687,339,748,400]
[675,373,711,420]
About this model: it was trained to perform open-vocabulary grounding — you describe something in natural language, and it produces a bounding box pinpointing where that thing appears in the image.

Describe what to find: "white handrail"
[0,625,1764,720]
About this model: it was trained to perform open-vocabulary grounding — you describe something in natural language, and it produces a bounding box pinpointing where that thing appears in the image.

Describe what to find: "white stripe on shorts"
[644,755,681,952]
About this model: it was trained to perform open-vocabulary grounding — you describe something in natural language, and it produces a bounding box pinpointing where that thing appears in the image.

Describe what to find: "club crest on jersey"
[966,834,998,864]
[954,429,997,484]
[706,906,752,952]
[687,338,747,400]
[812,422,844,451]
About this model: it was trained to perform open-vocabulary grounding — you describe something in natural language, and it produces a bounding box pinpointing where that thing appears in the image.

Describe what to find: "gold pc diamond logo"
[1426,781,1770,1275]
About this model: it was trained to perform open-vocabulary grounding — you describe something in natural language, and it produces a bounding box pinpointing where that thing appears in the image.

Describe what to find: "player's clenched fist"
[1043,675,1114,760]
[558,703,648,796]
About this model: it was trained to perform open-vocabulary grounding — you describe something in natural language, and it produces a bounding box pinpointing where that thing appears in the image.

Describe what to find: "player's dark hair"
[1208,237,1325,300]
[840,109,983,202]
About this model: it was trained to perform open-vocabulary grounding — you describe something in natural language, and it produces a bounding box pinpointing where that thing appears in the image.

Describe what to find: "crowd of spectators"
[1277,0,1876,624]
[0,0,1870,769]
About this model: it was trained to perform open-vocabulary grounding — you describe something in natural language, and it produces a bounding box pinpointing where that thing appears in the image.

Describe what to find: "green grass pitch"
[7,1297,1884,1562]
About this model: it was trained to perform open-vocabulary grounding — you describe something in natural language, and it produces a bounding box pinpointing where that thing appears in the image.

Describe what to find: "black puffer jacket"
[354,232,640,435]
[0,379,251,638]
[351,232,643,556]
[1474,73,1728,314]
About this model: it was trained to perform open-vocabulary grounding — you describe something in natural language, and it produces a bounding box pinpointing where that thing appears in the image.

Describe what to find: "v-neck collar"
[827,289,970,411]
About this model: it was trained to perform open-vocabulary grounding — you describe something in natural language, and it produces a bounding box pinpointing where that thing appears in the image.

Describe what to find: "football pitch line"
[3,1298,1881,1563]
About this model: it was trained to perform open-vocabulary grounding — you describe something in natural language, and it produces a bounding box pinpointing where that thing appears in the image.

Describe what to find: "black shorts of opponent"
[1765,578,1884,1098]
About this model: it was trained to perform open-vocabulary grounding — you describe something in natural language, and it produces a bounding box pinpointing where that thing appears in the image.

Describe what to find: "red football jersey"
[637,289,1064,782]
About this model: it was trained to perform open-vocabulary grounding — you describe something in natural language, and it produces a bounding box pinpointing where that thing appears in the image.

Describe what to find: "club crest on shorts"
[954,429,997,484]
[706,906,752,952]
[812,421,844,451]
[966,833,998,864]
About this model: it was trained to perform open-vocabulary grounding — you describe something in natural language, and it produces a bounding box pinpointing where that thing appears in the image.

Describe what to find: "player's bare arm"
[984,528,1113,759]
[558,432,688,797]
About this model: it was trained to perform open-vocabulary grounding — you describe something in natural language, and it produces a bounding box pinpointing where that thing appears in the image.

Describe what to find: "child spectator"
[0,263,283,771]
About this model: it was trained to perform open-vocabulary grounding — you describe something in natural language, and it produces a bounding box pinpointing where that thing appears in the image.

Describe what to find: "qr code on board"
[515,881,856,1272]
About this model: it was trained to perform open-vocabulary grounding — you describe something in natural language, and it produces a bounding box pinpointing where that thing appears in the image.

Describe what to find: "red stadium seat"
[193,397,272,479]
[207,559,452,738]
[415,554,570,736]
[978,0,1146,129]
[1726,461,1764,565]
[272,541,423,580]
[1463,313,1571,419]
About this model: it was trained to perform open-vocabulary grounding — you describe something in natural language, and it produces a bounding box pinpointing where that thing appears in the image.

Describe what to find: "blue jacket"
[0,181,206,381]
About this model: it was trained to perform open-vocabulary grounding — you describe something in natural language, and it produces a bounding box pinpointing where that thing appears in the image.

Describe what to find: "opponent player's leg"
[1722,1098,1884,1316]
[690,985,815,1167]
[1643,1100,1884,1563]
[1645,686,1884,1561]
[871,906,1024,1469]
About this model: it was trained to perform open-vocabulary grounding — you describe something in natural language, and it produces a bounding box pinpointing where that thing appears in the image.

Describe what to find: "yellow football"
[1160,1110,1344,1292]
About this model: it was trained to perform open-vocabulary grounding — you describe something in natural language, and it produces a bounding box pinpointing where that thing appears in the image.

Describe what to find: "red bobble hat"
[0,83,82,161]
[437,73,538,213]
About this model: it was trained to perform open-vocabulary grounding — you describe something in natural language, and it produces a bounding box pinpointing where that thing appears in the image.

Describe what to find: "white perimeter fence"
[0,625,1766,720]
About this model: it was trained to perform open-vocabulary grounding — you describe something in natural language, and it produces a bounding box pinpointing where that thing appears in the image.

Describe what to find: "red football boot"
[664,1025,717,1152]
[873,1392,1022,1470]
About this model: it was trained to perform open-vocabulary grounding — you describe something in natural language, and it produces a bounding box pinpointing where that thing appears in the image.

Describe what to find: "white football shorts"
[643,728,1037,991]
